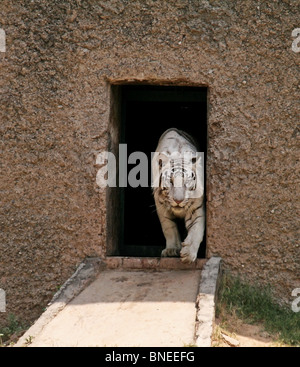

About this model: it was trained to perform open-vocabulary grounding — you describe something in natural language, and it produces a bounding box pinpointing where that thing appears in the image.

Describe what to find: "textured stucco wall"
[0,0,299,326]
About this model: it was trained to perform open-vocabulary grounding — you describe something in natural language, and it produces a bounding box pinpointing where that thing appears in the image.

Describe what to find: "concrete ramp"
[15,257,221,347]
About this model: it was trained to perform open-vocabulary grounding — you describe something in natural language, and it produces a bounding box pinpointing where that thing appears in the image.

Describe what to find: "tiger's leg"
[158,214,181,257]
[181,206,205,263]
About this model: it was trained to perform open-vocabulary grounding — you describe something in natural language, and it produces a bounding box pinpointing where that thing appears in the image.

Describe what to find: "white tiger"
[152,128,205,263]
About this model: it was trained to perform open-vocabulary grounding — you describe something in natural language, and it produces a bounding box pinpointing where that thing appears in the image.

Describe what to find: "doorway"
[110,85,207,258]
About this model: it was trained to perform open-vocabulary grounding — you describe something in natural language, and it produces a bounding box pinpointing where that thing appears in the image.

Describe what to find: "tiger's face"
[159,156,198,212]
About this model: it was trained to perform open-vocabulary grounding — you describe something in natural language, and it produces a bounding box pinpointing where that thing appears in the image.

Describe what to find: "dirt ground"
[212,315,287,347]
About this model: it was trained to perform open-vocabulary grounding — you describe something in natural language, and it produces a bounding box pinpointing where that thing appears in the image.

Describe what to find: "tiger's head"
[153,152,203,213]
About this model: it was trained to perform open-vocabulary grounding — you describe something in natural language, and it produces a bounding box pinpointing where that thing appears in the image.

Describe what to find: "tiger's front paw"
[180,243,197,263]
[161,247,180,257]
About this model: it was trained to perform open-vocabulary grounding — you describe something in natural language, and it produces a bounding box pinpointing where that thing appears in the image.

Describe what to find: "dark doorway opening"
[116,85,207,258]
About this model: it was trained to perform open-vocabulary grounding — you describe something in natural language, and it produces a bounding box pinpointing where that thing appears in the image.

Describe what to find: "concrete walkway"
[16,257,221,347]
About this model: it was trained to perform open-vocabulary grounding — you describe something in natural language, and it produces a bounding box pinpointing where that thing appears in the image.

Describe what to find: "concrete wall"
[1,0,299,325]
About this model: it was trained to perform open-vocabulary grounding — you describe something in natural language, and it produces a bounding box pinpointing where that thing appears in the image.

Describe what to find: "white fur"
[152,128,205,263]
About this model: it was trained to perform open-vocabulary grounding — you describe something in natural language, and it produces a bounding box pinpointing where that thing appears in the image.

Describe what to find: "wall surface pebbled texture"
[0,0,299,325]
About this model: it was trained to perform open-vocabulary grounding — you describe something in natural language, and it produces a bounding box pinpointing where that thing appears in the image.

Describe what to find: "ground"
[213,314,289,347]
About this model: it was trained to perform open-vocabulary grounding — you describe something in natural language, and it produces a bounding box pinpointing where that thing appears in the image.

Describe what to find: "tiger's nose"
[174,199,183,205]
